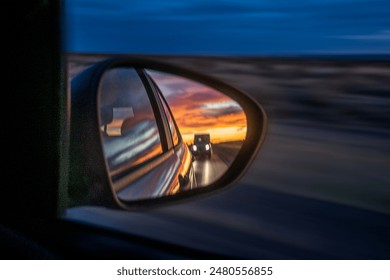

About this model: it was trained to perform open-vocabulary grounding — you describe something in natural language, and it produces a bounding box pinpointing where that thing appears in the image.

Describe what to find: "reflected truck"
[192,133,212,160]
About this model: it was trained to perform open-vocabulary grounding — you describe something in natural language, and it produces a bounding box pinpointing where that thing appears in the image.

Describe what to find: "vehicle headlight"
[192,145,197,151]
[205,144,210,151]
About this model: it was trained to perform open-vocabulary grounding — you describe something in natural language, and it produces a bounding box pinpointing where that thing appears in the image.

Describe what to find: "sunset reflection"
[147,70,247,144]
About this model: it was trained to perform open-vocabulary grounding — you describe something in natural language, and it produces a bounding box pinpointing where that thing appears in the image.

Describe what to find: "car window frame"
[138,69,175,150]
[144,71,184,149]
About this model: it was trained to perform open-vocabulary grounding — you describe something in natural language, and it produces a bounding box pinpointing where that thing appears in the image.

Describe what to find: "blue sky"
[65,0,390,55]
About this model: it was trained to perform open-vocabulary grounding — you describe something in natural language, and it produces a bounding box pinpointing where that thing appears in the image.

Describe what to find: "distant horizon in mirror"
[65,0,390,55]
[147,70,247,145]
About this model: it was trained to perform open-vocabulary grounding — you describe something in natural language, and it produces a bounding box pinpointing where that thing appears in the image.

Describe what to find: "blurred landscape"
[68,53,389,214]
[67,53,389,258]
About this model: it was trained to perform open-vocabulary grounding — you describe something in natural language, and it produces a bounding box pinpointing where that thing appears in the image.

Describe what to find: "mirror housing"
[69,57,267,210]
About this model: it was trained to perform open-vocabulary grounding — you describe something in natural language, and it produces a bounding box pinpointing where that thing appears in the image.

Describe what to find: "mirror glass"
[98,67,247,202]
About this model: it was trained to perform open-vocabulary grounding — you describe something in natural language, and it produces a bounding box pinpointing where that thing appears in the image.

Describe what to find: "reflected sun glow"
[147,70,247,144]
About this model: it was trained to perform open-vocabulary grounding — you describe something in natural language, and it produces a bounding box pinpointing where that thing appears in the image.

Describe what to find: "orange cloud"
[147,70,247,144]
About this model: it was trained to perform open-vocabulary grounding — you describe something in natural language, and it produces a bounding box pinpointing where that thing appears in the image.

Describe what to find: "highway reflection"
[192,153,229,186]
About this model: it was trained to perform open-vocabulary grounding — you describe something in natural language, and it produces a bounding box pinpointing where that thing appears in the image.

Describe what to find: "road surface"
[193,153,229,186]
[192,141,243,186]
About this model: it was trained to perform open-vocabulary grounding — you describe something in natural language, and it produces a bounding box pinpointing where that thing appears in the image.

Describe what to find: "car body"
[71,64,197,201]
[191,134,212,159]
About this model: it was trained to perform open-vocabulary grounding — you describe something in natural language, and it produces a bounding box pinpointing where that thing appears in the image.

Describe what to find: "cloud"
[201,105,244,118]
[146,71,247,143]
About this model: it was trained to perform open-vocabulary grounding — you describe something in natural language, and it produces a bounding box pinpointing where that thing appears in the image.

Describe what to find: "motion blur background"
[65,0,389,258]
[65,0,390,55]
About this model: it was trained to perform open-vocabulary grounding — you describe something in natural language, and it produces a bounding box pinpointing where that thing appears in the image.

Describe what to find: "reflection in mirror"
[99,67,163,176]
[146,70,247,187]
[98,66,247,202]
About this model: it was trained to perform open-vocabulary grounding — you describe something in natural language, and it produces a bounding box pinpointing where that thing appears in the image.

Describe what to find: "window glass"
[99,67,163,172]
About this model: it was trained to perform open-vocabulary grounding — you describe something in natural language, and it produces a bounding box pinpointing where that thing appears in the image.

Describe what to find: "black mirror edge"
[69,56,267,211]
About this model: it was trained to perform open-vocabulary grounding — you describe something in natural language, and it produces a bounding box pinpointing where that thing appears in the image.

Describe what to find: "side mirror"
[69,57,267,210]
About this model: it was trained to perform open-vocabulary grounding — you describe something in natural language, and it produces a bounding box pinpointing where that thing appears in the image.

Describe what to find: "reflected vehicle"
[192,133,212,160]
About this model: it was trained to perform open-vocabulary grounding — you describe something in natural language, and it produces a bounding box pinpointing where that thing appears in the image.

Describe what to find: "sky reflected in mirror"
[147,70,247,145]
